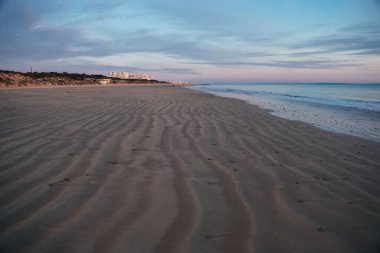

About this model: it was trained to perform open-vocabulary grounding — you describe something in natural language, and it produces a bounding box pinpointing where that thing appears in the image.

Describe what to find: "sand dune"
[1,86,380,253]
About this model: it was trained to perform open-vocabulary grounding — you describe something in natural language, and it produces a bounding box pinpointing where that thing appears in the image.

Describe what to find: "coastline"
[0,70,179,89]
[188,84,380,143]
[1,86,380,253]
[0,82,184,89]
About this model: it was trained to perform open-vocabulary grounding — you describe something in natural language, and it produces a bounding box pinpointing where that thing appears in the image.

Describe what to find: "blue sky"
[0,0,380,83]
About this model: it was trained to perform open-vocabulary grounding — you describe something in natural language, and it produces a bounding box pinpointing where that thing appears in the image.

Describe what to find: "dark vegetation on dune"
[0,70,167,87]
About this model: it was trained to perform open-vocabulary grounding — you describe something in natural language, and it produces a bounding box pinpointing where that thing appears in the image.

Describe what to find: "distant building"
[99,78,112,85]
[108,71,152,80]
[169,80,190,85]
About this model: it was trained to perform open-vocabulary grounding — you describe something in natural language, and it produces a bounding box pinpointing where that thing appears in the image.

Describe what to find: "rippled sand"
[1,86,380,253]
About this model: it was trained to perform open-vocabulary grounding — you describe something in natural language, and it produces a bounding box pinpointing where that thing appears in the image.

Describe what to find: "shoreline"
[0,82,186,89]
[188,85,380,143]
[1,86,380,252]
[0,70,184,89]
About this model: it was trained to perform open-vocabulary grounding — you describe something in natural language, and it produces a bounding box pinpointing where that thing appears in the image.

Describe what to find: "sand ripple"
[1,87,380,253]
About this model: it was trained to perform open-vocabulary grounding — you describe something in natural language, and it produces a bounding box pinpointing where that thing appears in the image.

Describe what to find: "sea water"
[188,83,380,142]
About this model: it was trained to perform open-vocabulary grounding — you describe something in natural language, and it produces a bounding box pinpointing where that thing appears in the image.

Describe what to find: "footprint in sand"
[317,226,328,232]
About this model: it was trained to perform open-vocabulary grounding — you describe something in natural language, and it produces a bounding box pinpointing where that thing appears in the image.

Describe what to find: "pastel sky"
[1,0,380,83]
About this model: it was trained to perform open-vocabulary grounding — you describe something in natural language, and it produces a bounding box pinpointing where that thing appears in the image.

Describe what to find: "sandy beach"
[0,86,380,253]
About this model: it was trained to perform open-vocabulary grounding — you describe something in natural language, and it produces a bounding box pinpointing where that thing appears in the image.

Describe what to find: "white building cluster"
[169,80,190,85]
[108,71,153,80]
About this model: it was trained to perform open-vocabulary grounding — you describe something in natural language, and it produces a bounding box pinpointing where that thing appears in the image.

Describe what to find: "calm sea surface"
[188,83,380,142]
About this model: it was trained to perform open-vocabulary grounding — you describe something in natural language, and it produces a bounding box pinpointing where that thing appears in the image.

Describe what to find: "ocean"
[188,83,380,142]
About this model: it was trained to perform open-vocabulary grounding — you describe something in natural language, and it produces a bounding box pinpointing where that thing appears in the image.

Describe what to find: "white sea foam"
[189,83,380,142]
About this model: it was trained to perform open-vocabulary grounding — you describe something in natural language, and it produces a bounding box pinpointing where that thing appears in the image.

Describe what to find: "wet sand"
[0,86,379,253]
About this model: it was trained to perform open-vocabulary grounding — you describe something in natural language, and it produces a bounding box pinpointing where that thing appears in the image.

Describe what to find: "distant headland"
[0,70,189,88]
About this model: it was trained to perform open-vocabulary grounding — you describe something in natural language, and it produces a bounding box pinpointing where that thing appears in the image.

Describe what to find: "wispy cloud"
[1,0,379,82]
[181,59,357,69]
[69,64,201,75]
[290,23,380,56]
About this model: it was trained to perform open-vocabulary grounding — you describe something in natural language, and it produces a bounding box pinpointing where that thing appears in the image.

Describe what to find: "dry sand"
[0,86,379,253]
